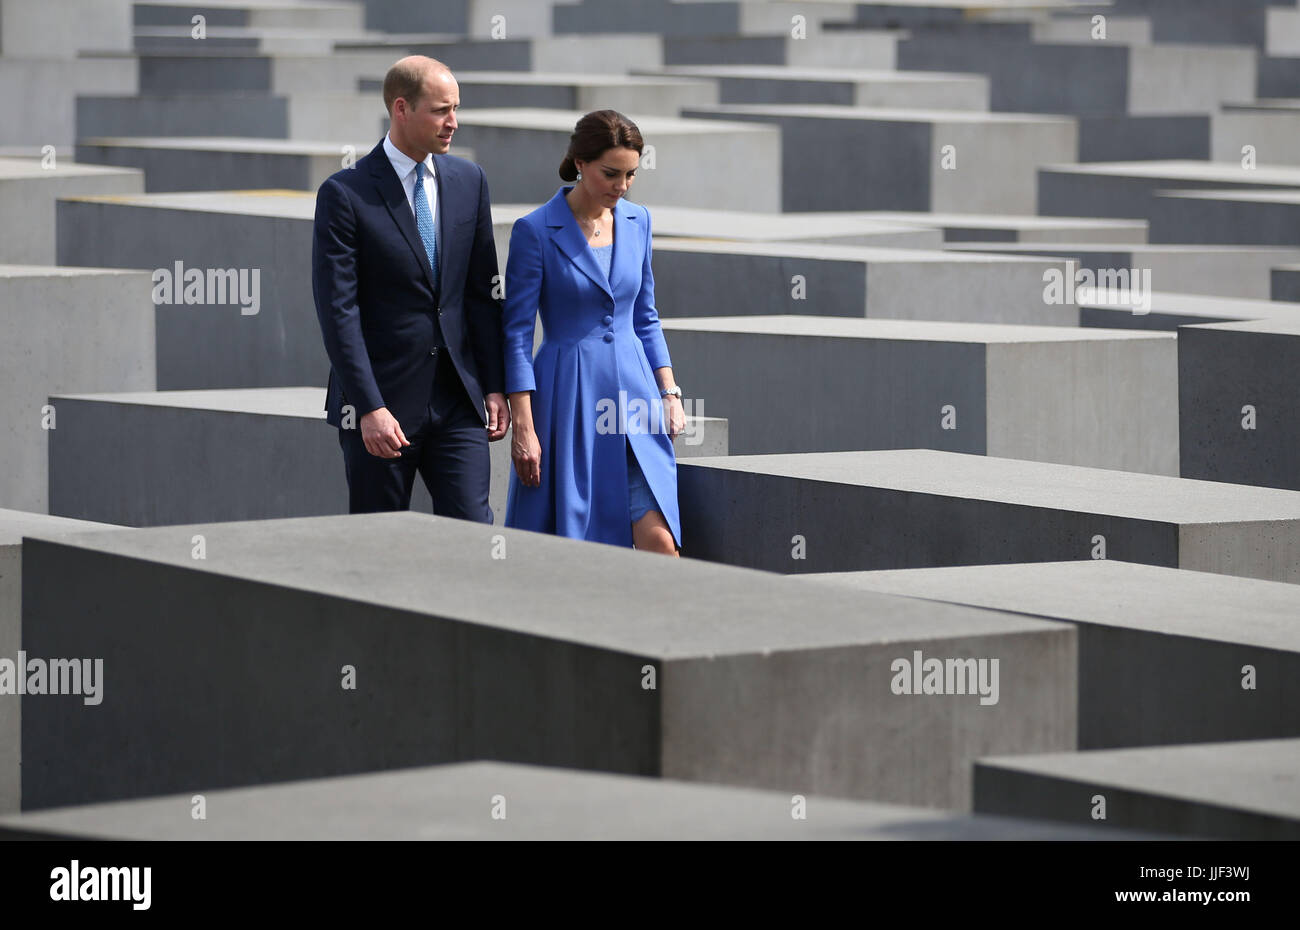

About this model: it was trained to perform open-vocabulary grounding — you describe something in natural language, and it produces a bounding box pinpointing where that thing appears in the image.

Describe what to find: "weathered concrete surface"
[798,560,1300,749]
[975,739,1300,839]
[0,158,142,264]
[677,448,1300,582]
[20,511,1075,811]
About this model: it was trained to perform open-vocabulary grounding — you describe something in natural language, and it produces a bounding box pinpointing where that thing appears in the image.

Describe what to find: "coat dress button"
[603,332,614,343]
[602,315,613,325]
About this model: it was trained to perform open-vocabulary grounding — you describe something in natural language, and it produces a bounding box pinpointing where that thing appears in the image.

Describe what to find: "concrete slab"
[866,212,1148,245]
[1078,290,1300,330]
[676,448,1300,582]
[362,71,719,117]
[55,190,322,390]
[947,242,1300,299]
[1149,188,1300,245]
[130,25,381,54]
[661,316,1177,473]
[1074,113,1210,162]
[46,388,725,528]
[0,158,142,264]
[1179,316,1300,491]
[663,30,901,70]
[897,33,1256,115]
[452,108,781,211]
[650,240,1077,325]
[799,560,1300,749]
[0,760,1158,840]
[1213,99,1300,167]
[636,65,989,110]
[1038,160,1300,220]
[974,738,1300,839]
[133,0,364,32]
[77,91,388,141]
[0,509,119,815]
[0,0,132,57]
[132,50,402,95]
[74,136,392,192]
[18,511,1075,810]
[0,266,155,512]
[337,33,667,74]
[1040,159,1300,219]
[683,103,1076,213]
[1271,261,1300,301]
[0,56,136,148]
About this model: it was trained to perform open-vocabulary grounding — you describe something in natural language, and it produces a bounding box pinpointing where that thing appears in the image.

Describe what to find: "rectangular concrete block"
[651,241,1078,325]
[662,316,1178,474]
[375,71,720,117]
[683,103,1076,213]
[801,560,1300,749]
[663,31,900,70]
[947,241,1300,299]
[1149,188,1300,245]
[1179,317,1300,490]
[1077,290,1300,330]
[0,509,119,815]
[0,266,156,512]
[974,739,1300,839]
[77,91,387,141]
[1271,261,1300,301]
[0,158,142,264]
[1213,99,1300,167]
[898,34,1255,116]
[868,211,1148,245]
[1038,160,1300,220]
[0,0,132,57]
[0,760,1157,840]
[677,448,1300,582]
[47,388,725,528]
[339,34,667,74]
[0,56,137,148]
[75,137,387,192]
[20,511,1074,810]
[453,109,781,211]
[55,190,322,390]
[640,65,989,110]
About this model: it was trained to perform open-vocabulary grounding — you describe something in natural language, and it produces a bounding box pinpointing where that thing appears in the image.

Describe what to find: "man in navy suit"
[313,56,508,520]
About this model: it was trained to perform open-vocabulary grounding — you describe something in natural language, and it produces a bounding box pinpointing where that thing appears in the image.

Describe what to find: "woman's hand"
[512,424,542,487]
[664,395,686,440]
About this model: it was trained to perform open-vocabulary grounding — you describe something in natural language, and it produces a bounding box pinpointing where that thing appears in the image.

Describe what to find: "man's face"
[403,72,459,155]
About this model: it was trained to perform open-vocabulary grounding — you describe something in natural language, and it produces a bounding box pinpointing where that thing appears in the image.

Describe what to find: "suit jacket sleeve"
[503,216,543,394]
[312,176,385,416]
[632,207,673,371]
[464,164,506,396]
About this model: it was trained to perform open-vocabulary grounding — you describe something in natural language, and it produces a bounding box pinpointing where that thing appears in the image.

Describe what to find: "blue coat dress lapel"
[546,188,614,300]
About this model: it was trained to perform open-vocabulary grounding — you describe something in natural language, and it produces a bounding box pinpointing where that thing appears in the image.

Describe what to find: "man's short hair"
[383,59,427,115]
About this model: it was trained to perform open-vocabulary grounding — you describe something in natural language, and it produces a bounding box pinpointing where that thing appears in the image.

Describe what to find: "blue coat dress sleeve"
[631,206,672,372]
[503,216,543,395]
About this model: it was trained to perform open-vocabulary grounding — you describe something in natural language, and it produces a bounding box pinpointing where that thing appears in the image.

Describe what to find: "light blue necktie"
[412,161,439,291]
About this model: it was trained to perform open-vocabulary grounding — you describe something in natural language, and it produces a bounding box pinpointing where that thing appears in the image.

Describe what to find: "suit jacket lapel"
[368,140,437,294]
[609,199,639,297]
[546,188,613,300]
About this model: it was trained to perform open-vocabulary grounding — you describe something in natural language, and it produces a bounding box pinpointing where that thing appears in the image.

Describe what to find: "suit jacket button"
[603,332,614,343]
[602,315,613,325]
[431,347,439,356]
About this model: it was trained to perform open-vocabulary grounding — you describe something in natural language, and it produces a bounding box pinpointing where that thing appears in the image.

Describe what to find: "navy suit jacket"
[312,138,505,431]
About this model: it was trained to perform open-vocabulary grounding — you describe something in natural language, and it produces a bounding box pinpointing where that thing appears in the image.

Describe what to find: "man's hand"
[485,392,510,441]
[360,407,410,459]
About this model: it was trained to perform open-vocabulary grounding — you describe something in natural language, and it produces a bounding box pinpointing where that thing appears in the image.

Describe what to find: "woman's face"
[577,146,641,205]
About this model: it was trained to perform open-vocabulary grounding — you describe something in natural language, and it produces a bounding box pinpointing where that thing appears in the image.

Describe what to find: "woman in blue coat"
[503,110,683,554]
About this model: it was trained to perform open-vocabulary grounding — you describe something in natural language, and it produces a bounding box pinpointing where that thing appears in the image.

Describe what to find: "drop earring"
[576,169,583,181]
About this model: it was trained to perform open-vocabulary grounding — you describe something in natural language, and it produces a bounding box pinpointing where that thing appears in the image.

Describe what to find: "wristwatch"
[660,386,682,399]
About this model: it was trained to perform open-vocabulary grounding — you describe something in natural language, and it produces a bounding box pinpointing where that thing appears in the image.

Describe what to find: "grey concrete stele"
[0,509,120,816]
[1076,290,1300,332]
[47,388,727,528]
[74,137,392,193]
[682,103,1076,214]
[21,512,1075,811]
[451,109,782,212]
[661,316,1178,475]
[0,266,156,512]
[77,92,388,142]
[1179,317,1300,491]
[1149,188,1300,246]
[0,158,142,265]
[799,560,1300,750]
[650,241,1078,326]
[974,739,1300,840]
[1272,261,1300,301]
[677,448,1300,583]
[0,761,1165,841]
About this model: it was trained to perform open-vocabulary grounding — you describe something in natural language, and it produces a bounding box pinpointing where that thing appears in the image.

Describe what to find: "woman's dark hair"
[559,109,644,181]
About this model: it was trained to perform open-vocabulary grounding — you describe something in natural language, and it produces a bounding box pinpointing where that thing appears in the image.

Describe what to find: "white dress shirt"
[383,132,439,232]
